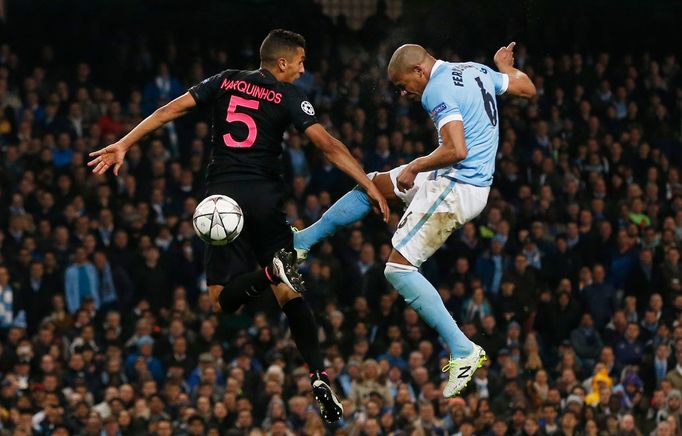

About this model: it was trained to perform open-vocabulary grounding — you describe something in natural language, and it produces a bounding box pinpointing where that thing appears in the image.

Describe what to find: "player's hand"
[396,164,418,193]
[494,41,516,70]
[87,141,127,176]
[366,183,390,223]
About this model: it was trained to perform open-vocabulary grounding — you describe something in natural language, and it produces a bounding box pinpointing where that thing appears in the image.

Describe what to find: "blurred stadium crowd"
[1,1,682,435]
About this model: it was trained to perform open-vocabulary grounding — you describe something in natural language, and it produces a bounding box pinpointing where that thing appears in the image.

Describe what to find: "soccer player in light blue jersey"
[295,42,536,396]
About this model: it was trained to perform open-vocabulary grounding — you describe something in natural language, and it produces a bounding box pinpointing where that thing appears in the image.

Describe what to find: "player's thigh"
[243,180,294,266]
[386,165,432,206]
[206,179,290,266]
[203,181,262,285]
[391,178,489,267]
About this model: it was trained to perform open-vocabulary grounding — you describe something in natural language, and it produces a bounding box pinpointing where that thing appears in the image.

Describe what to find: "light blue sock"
[294,187,371,252]
[385,262,473,358]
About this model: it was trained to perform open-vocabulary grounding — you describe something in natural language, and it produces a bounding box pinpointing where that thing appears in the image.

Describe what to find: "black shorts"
[204,179,293,286]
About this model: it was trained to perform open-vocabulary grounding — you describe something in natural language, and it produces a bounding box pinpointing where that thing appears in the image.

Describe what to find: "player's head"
[260,29,306,83]
[388,44,435,99]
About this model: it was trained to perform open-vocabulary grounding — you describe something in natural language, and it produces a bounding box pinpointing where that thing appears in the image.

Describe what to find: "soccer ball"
[193,195,244,246]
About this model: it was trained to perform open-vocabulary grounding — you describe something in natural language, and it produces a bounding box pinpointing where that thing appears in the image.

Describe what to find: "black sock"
[219,267,277,313]
[282,297,325,374]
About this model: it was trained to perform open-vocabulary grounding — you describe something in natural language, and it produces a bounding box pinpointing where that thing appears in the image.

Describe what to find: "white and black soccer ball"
[192,195,244,246]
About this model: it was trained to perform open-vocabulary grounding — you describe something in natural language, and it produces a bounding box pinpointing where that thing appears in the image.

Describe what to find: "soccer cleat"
[291,226,309,263]
[271,249,306,293]
[442,343,487,398]
[311,371,343,423]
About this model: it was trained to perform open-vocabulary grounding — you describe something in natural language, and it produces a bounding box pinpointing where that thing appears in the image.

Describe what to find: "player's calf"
[271,283,301,307]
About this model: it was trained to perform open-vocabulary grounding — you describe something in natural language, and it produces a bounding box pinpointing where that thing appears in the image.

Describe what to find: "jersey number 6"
[474,77,497,127]
[223,95,259,148]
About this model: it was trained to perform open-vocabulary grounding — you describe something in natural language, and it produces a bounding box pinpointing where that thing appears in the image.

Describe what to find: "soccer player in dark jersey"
[88,29,388,422]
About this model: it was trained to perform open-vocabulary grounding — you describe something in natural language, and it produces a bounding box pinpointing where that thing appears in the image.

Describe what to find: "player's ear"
[277,57,287,72]
[413,65,424,77]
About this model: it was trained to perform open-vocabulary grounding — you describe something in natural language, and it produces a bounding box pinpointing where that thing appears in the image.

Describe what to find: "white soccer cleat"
[442,343,487,398]
[271,249,305,293]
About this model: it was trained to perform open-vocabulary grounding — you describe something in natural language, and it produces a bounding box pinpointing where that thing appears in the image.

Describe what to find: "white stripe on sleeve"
[437,114,463,131]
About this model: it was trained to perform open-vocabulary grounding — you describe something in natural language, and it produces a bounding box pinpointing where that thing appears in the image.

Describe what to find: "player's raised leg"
[293,184,374,259]
[294,172,395,258]
[294,167,416,259]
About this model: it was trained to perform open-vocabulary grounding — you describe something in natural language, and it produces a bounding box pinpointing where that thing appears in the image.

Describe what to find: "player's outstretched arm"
[396,121,466,192]
[88,92,197,175]
[494,42,536,99]
[305,123,389,222]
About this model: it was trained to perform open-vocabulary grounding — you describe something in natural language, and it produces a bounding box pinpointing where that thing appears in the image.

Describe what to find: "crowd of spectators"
[1,4,682,436]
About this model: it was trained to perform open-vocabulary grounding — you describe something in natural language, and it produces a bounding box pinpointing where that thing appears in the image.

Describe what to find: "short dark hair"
[188,415,204,425]
[260,29,305,65]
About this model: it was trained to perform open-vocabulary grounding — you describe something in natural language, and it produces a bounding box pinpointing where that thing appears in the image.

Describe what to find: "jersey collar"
[431,59,445,77]
[421,60,446,108]
[258,68,276,82]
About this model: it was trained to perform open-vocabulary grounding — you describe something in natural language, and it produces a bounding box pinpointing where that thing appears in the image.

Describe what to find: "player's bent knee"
[208,285,223,296]
[208,285,223,312]
[384,261,418,279]
[384,262,419,303]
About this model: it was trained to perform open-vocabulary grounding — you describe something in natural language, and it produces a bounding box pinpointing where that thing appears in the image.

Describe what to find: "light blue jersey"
[421,60,508,187]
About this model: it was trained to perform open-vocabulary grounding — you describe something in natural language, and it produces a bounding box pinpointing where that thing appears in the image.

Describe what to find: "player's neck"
[261,65,287,82]
[423,57,437,80]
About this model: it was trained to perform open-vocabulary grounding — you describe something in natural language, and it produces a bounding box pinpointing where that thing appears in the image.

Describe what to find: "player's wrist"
[408,159,424,174]
[359,180,374,192]
[118,140,134,152]
[496,64,515,74]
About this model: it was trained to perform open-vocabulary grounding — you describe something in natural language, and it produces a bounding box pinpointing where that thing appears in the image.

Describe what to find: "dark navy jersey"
[189,68,317,182]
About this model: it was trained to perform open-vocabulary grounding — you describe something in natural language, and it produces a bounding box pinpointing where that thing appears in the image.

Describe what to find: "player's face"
[391,69,426,99]
[282,47,306,83]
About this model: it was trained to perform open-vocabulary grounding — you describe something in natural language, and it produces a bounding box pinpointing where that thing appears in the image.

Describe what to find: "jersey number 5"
[223,95,259,148]
[474,76,497,126]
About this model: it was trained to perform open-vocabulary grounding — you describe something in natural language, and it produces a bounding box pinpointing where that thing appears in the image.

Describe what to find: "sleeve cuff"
[498,74,509,95]
[188,88,202,105]
[437,113,463,131]
[297,118,318,133]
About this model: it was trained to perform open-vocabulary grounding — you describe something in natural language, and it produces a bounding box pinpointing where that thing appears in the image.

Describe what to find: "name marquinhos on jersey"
[220,79,282,104]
